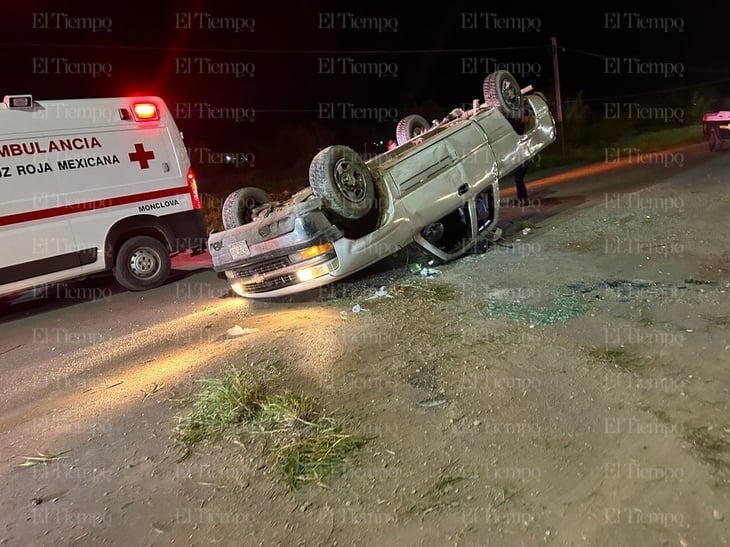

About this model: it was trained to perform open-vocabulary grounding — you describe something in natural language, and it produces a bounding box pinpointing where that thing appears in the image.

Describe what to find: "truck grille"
[231,256,291,279]
[228,255,298,294]
[244,274,297,293]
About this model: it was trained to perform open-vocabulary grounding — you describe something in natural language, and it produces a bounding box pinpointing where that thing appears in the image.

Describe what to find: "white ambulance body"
[0,94,207,298]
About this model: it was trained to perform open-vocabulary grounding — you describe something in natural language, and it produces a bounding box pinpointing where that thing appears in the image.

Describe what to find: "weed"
[702,315,730,327]
[397,281,457,303]
[587,346,645,372]
[174,367,368,489]
[175,367,263,457]
[684,426,730,481]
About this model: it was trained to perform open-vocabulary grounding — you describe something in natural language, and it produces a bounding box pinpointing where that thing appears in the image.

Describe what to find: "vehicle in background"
[702,98,730,151]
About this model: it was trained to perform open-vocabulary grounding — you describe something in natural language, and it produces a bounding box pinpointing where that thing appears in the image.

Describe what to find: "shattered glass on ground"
[482,288,592,325]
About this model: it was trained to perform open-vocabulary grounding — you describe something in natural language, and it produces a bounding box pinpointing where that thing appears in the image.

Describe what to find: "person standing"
[512,161,529,204]
[508,108,531,205]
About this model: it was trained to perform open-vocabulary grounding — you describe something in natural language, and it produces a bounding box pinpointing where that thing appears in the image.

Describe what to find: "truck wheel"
[309,145,375,220]
[483,70,523,119]
[396,114,431,146]
[112,235,171,291]
[221,187,272,230]
[709,130,719,152]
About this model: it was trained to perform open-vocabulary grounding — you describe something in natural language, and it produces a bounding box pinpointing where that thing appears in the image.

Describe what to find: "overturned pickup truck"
[208,70,556,298]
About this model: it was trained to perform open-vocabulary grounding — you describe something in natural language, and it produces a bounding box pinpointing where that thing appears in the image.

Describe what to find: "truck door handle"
[458,183,469,196]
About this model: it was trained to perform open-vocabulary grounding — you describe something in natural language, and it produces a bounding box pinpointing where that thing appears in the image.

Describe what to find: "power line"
[562,46,730,73]
[0,42,549,54]
[553,45,730,103]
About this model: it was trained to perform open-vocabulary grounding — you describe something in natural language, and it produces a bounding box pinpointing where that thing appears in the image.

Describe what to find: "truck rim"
[334,158,368,203]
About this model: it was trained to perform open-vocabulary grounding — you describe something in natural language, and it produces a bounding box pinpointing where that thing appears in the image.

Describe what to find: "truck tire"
[112,235,171,291]
[396,114,431,146]
[483,70,523,119]
[309,145,375,220]
[221,187,272,230]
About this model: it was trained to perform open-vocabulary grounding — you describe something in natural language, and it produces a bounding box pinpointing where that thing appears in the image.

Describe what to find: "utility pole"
[551,36,565,154]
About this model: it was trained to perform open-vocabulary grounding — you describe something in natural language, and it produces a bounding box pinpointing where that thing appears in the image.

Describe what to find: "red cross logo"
[128,143,155,169]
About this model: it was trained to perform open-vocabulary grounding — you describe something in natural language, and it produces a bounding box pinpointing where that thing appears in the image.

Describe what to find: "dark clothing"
[507,113,530,201]
[513,162,529,201]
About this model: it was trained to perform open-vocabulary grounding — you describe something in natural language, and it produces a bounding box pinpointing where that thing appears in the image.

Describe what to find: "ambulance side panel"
[0,151,81,288]
[57,125,193,275]
[0,97,206,298]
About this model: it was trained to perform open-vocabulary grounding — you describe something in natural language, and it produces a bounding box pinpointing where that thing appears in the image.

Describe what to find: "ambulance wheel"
[113,236,171,291]
[221,187,272,230]
[309,145,375,220]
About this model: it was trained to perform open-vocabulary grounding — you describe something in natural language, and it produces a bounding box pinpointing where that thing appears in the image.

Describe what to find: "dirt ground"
[1,155,729,547]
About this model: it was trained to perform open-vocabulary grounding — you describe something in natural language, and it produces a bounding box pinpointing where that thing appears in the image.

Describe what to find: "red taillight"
[132,102,159,121]
[187,167,201,209]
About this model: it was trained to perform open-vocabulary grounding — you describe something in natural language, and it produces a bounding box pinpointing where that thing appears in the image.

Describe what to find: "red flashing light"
[132,102,159,121]
[187,167,201,209]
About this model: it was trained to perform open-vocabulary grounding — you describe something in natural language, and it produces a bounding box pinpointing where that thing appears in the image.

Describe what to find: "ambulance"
[0,94,207,298]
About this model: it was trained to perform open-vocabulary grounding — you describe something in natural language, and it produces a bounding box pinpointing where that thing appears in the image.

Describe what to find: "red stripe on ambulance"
[0,186,189,227]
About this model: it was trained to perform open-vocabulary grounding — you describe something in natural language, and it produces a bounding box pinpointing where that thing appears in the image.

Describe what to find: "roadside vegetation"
[538,123,703,170]
[174,367,368,489]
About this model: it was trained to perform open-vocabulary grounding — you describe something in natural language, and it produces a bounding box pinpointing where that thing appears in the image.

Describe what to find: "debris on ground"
[366,286,394,300]
[16,450,72,468]
[141,382,166,401]
[417,399,448,408]
[420,268,442,278]
[226,325,259,337]
[482,287,591,325]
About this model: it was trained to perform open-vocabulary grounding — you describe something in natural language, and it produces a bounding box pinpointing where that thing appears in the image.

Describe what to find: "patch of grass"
[587,346,645,372]
[686,427,727,452]
[638,307,657,326]
[702,314,730,327]
[273,422,368,490]
[614,124,704,152]
[251,392,320,431]
[684,426,730,480]
[405,474,465,517]
[648,408,671,423]
[538,124,703,169]
[397,281,457,303]
[174,367,368,489]
[175,367,263,457]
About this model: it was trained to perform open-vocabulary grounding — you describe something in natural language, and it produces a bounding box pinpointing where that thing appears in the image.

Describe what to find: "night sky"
[1,2,728,180]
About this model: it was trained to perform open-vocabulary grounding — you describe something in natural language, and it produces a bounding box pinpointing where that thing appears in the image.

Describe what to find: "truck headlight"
[296,262,334,282]
[230,281,247,297]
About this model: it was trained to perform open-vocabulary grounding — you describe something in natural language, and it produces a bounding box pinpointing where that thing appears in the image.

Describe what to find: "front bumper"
[208,197,344,296]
